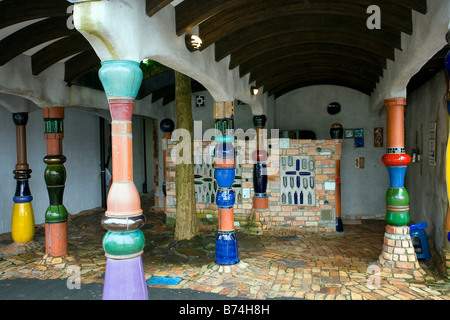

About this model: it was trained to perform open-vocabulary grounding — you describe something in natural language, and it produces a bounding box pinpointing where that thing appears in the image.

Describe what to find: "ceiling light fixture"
[251,86,259,95]
[185,34,202,52]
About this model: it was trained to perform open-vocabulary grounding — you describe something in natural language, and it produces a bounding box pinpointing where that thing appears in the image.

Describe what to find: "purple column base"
[103,256,148,300]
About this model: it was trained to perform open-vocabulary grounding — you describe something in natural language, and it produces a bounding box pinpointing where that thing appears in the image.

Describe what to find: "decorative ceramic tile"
[354,137,364,148]
[344,129,354,139]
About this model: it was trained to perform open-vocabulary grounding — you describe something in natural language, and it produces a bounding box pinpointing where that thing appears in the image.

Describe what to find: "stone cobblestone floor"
[0,194,449,300]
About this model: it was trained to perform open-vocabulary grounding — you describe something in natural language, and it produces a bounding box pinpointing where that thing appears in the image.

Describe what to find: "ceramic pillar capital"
[253,115,267,128]
[98,60,143,100]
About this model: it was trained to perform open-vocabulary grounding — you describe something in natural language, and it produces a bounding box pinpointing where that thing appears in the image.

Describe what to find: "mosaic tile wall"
[280,156,315,206]
[194,158,243,205]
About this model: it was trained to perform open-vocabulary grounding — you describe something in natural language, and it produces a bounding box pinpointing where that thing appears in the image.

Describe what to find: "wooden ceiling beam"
[64,50,100,84]
[259,68,377,94]
[175,0,250,35]
[0,0,69,29]
[388,0,427,14]
[249,59,383,86]
[199,0,412,46]
[212,16,401,62]
[239,44,387,78]
[266,73,375,97]
[31,33,92,76]
[228,31,395,69]
[0,16,75,66]
[272,80,373,98]
[146,0,173,17]
[201,15,402,53]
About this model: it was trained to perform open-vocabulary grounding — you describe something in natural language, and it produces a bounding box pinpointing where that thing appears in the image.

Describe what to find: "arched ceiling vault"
[0,0,442,105]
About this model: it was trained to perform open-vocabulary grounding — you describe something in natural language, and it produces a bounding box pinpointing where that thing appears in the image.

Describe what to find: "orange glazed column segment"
[111,123,134,183]
[385,98,406,149]
[218,208,235,231]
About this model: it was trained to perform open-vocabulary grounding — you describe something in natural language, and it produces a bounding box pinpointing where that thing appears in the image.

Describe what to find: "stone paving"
[0,194,449,300]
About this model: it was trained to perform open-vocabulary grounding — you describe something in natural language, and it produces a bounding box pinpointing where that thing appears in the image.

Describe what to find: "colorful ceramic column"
[11,113,35,243]
[335,145,343,232]
[381,98,411,227]
[98,60,147,300]
[214,101,239,265]
[444,34,450,256]
[252,115,268,210]
[330,123,344,231]
[43,107,68,257]
[160,118,175,219]
[378,98,421,270]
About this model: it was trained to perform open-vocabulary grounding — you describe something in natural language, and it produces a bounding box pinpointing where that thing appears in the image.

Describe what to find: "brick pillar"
[11,113,35,243]
[378,98,420,272]
[43,107,68,257]
[98,60,147,300]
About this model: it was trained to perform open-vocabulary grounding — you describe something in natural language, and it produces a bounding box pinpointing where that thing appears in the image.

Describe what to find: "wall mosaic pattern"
[280,156,315,206]
[194,156,243,205]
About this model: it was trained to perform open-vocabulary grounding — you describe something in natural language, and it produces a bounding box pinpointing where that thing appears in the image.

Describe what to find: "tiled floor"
[0,194,449,300]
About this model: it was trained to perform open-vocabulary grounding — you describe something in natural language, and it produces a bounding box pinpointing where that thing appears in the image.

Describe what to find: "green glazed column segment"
[385,187,410,226]
[44,160,67,223]
[44,119,63,134]
[103,230,146,258]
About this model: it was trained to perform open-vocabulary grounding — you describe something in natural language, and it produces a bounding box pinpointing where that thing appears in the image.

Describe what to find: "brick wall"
[163,137,341,233]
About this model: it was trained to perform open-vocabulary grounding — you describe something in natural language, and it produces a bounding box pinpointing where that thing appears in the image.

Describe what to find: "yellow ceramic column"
[11,113,35,243]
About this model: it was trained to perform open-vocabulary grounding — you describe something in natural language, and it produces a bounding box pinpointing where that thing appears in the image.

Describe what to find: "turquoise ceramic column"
[98,60,147,300]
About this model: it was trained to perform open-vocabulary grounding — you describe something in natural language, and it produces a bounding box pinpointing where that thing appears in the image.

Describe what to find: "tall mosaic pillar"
[214,101,239,265]
[43,107,68,257]
[11,113,35,243]
[379,98,420,270]
[98,60,147,300]
[252,115,268,210]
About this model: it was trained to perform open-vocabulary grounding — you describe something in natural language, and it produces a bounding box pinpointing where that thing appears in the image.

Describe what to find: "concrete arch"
[372,0,450,110]
[73,0,267,116]
[0,92,39,113]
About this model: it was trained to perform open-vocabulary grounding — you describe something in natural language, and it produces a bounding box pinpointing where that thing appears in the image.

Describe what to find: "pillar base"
[45,222,68,257]
[215,231,240,265]
[442,249,450,280]
[103,256,148,300]
[377,225,421,270]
